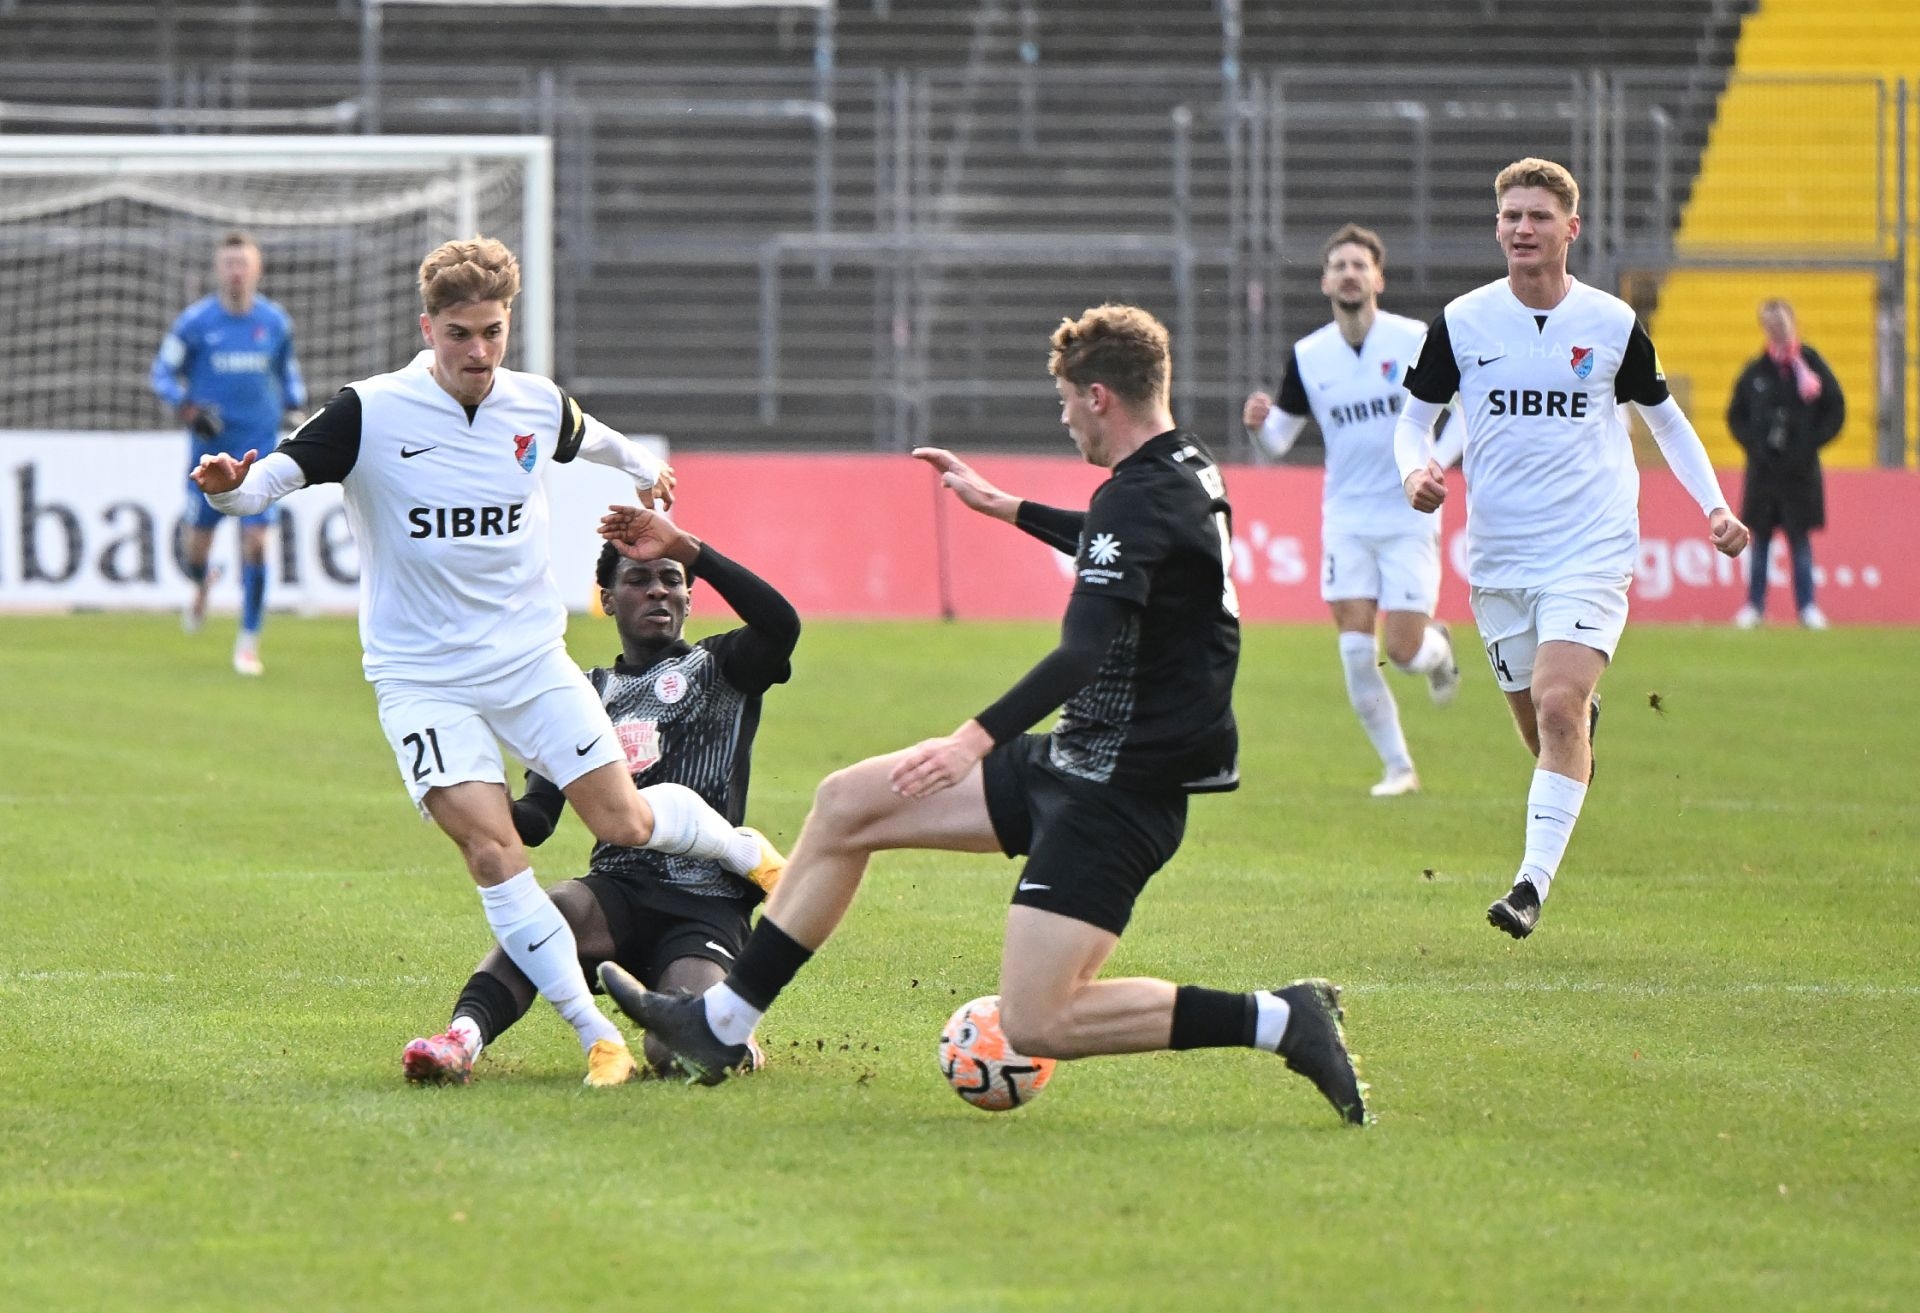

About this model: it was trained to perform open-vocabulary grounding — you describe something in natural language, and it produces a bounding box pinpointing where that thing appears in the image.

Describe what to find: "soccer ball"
[937,995,1056,1111]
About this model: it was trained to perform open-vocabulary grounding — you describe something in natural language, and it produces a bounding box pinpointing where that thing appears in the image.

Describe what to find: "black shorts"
[578,873,752,988]
[980,733,1188,937]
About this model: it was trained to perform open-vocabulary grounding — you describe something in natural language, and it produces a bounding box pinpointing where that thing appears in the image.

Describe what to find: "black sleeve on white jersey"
[511,768,567,846]
[274,387,362,485]
[1401,312,1460,404]
[1013,500,1086,555]
[691,543,800,694]
[1275,347,1311,416]
[553,388,587,464]
[973,591,1134,745]
[1615,318,1672,406]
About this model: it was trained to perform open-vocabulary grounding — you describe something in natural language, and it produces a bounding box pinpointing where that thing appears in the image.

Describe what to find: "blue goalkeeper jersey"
[150,295,306,450]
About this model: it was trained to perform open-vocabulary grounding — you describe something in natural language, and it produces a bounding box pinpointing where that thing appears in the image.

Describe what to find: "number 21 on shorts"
[402,728,446,782]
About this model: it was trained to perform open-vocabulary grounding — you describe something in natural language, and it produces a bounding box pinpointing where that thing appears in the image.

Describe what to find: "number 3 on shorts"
[402,728,446,782]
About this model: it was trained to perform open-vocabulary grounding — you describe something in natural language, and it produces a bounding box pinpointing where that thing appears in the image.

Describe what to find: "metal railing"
[0,59,1912,463]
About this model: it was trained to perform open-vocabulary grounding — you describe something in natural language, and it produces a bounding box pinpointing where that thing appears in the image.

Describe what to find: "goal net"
[0,135,552,431]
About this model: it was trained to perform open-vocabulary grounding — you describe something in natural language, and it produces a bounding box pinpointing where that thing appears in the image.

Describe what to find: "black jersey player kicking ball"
[598,303,1367,1124]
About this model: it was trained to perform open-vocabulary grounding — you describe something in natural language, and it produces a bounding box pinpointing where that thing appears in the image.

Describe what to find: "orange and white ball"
[937,995,1056,1111]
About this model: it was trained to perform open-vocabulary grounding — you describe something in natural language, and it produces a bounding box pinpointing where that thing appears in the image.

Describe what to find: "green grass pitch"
[2,613,1915,1312]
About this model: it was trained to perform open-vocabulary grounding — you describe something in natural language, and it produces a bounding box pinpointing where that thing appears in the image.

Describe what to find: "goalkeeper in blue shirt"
[150,230,306,675]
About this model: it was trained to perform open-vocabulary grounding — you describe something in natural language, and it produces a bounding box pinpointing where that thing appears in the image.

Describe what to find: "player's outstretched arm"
[913,447,1019,522]
[598,505,689,564]
[192,449,309,518]
[190,450,255,495]
[570,407,675,509]
[889,593,1130,801]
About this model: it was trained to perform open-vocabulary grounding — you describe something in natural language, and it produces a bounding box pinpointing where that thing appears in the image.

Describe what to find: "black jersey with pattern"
[1051,430,1240,793]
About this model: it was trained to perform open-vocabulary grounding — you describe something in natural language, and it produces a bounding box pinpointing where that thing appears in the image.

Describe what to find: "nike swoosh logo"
[575,735,603,756]
[1477,354,1506,366]
[1573,620,1600,631]
[704,940,735,960]
[1016,880,1051,893]
[400,445,436,459]
[525,928,561,953]
[1532,813,1551,820]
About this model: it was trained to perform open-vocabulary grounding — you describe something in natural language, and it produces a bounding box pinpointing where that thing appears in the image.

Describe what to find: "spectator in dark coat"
[1726,299,1845,629]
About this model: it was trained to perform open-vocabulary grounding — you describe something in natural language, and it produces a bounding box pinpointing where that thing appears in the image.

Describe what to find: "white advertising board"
[0,431,661,616]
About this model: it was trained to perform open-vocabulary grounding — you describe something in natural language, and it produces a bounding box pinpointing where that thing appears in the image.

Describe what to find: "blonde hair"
[1321,223,1386,270]
[418,236,520,316]
[1048,303,1171,407]
[1494,157,1580,216]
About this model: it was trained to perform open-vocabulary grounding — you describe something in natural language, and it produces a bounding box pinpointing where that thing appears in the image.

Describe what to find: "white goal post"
[0,134,553,432]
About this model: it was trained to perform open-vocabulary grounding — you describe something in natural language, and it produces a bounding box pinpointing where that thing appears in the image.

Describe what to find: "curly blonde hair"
[418,236,520,316]
[1048,303,1171,407]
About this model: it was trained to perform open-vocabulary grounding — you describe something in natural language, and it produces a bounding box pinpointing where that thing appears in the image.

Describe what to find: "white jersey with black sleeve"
[1400,277,1668,589]
[275,352,639,685]
[1279,311,1436,537]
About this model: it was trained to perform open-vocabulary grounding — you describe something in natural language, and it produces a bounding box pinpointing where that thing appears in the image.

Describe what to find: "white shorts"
[1469,575,1631,693]
[373,647,627,812]
[1320,528,1442,614]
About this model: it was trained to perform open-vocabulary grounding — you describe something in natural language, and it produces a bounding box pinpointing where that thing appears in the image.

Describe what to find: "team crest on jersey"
[615,719,661,774]
[1570,346,1594,380]
[513,432,537,471]
[253,325,268,343]
[654,669,688,704]
[1380,359,1397,380]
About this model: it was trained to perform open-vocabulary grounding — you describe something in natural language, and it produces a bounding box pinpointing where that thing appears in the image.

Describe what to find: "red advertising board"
[665,453,1920,626]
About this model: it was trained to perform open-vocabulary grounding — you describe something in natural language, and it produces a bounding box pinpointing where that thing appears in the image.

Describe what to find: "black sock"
[1169,985,1257,1050]
[727,919,813,1012]
[453,970,527,1047]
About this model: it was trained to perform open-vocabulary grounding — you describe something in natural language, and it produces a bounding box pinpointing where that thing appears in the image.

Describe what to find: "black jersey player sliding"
[598,302,1367,1124]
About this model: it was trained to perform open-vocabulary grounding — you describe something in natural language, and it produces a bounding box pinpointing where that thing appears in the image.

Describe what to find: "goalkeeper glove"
[181,404,223,441]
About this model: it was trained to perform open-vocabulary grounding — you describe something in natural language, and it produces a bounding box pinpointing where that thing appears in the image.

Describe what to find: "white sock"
[448,1014,484,1057]
[1391,624,1451,676]
[477,870,620,1052]
[702,982,764,1047]
[1519,770,1588,900]
[638,782,762,873]
[1252,990,1293,1052]
[1339,631,1413,773]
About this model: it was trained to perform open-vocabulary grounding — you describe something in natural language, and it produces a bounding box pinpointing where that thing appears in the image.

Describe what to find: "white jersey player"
[1392,159,1749,939]
[1243,224,1463,798]
[191,237,786,1086]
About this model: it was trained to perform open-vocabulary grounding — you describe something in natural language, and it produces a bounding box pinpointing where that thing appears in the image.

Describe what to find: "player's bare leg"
[994,908,1365,1123]
[1382,608,1458,706]
[180,523,218,634]
[769,752,1003,945]
[995,907,1159,1056]
[231,521,270,675]
[1489,640,1607,938]
[564,763,774,884]
[425,782,631,1078]
[600,751,1000,1083]
[1332,598,1419,796]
